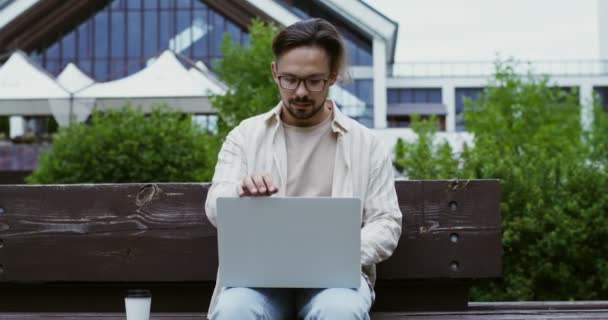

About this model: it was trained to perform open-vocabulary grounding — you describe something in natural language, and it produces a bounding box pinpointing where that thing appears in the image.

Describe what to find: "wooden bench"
[0,180,502,316]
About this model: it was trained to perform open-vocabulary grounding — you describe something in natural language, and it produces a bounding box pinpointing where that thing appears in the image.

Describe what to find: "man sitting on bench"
[205,18,402,320]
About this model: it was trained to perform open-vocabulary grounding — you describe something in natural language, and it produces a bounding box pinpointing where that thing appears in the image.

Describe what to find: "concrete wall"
[600,0,608,61]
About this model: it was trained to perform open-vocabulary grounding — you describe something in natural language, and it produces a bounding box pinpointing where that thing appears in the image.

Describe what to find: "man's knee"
[210,288,265,320]
[302,289,370,320]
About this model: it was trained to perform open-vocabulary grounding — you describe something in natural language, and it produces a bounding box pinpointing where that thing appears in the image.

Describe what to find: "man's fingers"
[241,174,278,197]
[242,176,258,196]
[262,174,277,194]
[252,175,267,194]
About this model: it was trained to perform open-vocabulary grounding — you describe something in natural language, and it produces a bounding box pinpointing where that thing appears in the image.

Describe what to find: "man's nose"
[295,80,309,96]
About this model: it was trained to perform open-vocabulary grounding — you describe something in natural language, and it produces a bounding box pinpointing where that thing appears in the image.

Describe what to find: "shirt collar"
[263,99,351,134]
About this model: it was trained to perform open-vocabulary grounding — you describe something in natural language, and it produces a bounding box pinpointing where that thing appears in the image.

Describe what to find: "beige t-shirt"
[283,112,337,197]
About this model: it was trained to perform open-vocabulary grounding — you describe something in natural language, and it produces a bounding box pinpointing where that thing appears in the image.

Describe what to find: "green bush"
[395,62,608,301]
[27,105,216,183]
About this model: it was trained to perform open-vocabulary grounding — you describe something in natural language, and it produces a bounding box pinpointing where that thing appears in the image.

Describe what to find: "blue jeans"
[210,274,372,320]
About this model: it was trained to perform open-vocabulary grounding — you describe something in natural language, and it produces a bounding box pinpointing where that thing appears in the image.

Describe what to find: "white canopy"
[0,50,228,121]
[57,63,95,93]
[47,63,97,127]
[0,51,70,117]
[188,60,226,96]
[0,51,68,100]
[75,50,225,113]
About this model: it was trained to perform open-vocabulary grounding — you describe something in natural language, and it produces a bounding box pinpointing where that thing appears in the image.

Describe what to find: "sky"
[365,0,600,62]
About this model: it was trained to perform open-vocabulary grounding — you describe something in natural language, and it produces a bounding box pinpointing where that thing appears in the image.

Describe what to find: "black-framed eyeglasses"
[277,75,329,92]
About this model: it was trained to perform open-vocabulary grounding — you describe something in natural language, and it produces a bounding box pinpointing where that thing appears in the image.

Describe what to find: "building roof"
[245,0,398,63]
[0,0,274,60]
[318,0,398,63]
[0,0,398,63]
[0,0,35,29]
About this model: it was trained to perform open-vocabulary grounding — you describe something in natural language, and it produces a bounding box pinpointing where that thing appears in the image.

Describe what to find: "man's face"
[271,46,337,126]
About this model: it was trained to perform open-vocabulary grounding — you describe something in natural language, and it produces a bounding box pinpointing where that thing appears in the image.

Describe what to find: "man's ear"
[327,72,338,86]
[271,61,279,83]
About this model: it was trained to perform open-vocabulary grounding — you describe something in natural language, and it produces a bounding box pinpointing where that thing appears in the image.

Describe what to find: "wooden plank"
[0,171,30,184]
[373,311,608,319]
[0,283,214,313]
[0,282,466,313]
[470,301,608,310]
[0,180,501,312]
[0,314,204,320]
[378,179,502,279]
[0,180,500,283]
[372,280,469,311]
[0,183,216,282]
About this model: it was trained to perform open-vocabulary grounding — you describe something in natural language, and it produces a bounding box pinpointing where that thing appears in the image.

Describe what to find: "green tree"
[395,61,608,301]
[210,19,279,137]
[393,115,459,179]
[27,105,215,183]
[463,64,608,301]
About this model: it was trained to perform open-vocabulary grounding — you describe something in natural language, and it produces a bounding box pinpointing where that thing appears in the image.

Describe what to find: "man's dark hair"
[272,18,347,78]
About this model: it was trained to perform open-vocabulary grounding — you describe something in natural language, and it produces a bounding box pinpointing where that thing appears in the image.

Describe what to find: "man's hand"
[240,173,278,197]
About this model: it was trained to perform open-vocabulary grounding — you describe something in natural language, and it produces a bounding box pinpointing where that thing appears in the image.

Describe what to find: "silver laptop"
[216,197,361,288]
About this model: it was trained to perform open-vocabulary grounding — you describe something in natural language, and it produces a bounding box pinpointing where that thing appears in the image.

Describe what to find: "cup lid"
[125,289,151,298]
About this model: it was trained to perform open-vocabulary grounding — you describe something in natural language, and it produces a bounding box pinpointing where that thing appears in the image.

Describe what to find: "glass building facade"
[387,88,442,104]
[338,79,374,127]
[24,0,377,128]
[30,0,249,81]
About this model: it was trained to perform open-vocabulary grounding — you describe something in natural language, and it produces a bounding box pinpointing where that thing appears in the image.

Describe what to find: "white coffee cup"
[125,289,152,320]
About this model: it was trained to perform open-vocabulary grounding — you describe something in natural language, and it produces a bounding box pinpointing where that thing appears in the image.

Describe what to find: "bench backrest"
[0,180,501,312]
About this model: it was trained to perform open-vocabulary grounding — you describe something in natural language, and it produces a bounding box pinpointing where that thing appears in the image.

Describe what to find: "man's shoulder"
[232,109,275,133]
[240,112,271,126]
[338,115,390,160]
[341,115,381,144]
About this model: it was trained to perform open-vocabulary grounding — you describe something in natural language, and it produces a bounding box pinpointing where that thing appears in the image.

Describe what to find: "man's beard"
[283,96,327,120]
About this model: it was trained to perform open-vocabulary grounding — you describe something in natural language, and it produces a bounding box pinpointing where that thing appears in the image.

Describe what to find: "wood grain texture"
[0,180,500,282]
[0,180,501,312]
[380,180,501,279]
[0,183,215,282]
[2,303,608,320]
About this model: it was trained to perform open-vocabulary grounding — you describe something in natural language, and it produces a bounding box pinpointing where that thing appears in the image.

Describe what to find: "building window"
[387,88,442,104]
[330,79,374,127]
[30,0,249,81]
[455,87,483,132]
[277,0,372,66]
[594,86,608,112]
[192,113,218,134]
[386,88,443,129]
